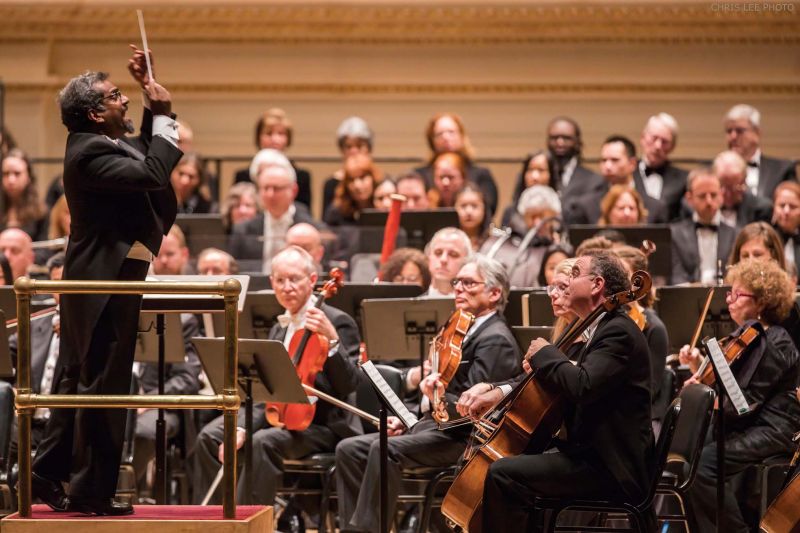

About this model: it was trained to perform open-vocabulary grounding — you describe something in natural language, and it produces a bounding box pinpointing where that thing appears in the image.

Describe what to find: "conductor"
[29,46,182,515]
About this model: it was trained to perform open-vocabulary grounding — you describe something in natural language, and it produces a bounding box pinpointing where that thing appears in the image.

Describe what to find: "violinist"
[334,256,521,533]
[680,258,800,533]
[480,250,655,532]
[191,247,361,519]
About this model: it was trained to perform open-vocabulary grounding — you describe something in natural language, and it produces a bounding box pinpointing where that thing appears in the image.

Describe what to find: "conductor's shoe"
[67,496,133,516]
[30,472,69,512]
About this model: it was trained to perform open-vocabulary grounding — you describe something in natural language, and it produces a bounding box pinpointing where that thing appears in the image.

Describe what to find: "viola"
[441,271,652,533]
[264,268,344,431]
[696,324,760,387]
[430,309,475,423]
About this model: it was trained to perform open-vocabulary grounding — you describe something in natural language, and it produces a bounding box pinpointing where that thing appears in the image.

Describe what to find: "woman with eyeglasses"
[377,247,431,292]
[678,258,800,532]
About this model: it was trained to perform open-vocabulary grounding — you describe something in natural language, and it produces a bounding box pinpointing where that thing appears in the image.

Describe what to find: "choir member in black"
[715,150,772,229]
[772,181,800,272]
[633,113,687,222]
[680,259,800,532]
[335,256,521,533]
[479,250,655,532]
[170,152,214,214]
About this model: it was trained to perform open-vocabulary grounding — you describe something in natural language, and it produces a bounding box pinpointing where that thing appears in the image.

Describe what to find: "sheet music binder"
[360,360,419,429]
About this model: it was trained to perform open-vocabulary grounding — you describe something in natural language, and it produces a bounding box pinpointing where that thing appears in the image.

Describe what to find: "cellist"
[334,256,521,533]
[191,246,361,527]
[479,250,655,532]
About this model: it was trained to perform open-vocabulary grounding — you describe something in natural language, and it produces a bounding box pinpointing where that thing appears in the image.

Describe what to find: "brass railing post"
[12,277,241,519]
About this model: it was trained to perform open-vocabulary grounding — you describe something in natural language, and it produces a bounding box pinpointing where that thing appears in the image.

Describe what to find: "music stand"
[174,214,227,256]
[193,338,308,503]
[322,283,426,335]
[512,326,553,352]
[208,291,283,340]
[504,287,535,326]
[567,224,672,285]
[359,208,459,250]
[0,310,14,379]
[656,286,733,353]
[524,290,555,326]
[361,297,455,364]
[135,312,185,364]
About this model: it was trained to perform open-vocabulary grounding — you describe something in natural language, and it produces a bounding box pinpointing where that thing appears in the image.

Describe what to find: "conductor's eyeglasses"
[102,89,122,103]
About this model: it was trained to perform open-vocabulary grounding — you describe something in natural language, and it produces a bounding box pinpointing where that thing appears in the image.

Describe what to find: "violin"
[695,324,760,387]
[429,309,475,423]
[265,268,345,431]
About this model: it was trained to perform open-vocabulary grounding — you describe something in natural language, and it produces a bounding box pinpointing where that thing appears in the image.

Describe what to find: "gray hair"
[58,71,109,133]
[517,185,562,216]
[425,227,474,260]
[712,150,747,180]
[272,245,317,275]
[467,254,510,311]
[725,104,761,129]
[645,112,679,143]
[249,148,296,183]
[336,116,373,151]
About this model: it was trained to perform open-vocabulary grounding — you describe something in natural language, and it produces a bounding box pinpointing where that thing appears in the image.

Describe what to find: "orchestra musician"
[680,258,800,532]
[191,246,361,527]
[475,250,655,532]
[334,255,521,533]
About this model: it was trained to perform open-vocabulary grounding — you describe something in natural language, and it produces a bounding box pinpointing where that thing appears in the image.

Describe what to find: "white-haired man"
[228,149,325,273]
[632,113,688,221]
[724,104,796,198]
[713,150,773,229]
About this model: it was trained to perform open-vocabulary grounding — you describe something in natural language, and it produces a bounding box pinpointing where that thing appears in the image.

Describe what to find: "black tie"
[695,222,718,232]
[644,165,664,177]
[747,160,758,168]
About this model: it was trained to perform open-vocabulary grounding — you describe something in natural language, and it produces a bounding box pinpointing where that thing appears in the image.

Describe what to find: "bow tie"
[695,222,718,232]
[777,228,800,245]
[644,165,664,177]
[747,160,759,168]
[277,314,293,328]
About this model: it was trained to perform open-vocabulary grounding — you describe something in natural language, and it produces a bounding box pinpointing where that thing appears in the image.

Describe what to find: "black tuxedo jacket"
[9,313,56,391]
[757,155,797,199]
[250,303,361,439]
[731,192,773,228]
[532,309,654,503]
[60,109,181,366]
[560,164,606,205]
[669,218,736,285]
[227,203,324,261]
[563,182,669,226]
[632,162,687,222]
[415,163,499,215]
[234,162,312,209]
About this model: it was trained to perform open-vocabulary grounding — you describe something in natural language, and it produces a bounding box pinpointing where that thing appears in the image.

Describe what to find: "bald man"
[196,248,237,276]
[286,222,325,266]
[0,228,34,280]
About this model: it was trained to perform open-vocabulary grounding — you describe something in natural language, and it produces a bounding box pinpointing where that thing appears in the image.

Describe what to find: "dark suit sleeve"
[532,320,633,405]
[76,136,181,193]
[320,311,361,398]
[294,167,312,209]
[162,314,203,396]
[645,319,668,398]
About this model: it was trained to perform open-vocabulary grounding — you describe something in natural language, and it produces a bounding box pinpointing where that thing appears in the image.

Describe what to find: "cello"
[760,433,800,533]
[264,268,345,431]
[441,270,652,532]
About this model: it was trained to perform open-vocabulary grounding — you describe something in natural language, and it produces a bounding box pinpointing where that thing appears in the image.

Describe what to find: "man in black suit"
[480,250,654,532]
[633,113,688,222]
[335,256,522,533]
[564,135,668,225]
[714,150,772,229]
[192,246,361,509]
[546,116,605,203]
[670,168,736,285]
[228,150,325,273]
[724,104,797,199]
[31,48,182,515]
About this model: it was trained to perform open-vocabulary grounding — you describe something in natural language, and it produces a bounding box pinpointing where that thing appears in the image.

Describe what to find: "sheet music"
[704,337,750,415]
[361,361,419,429]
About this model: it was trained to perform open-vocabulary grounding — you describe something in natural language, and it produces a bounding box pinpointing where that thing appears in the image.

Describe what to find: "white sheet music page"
[361,361,419,429]
[704,337,750,415]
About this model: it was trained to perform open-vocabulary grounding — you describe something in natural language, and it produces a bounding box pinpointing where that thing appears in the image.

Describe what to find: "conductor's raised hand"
[305,307,338,343]
[144,81,172,117]
[128,44,154,88]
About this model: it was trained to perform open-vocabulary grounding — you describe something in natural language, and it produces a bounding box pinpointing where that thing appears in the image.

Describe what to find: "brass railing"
[13,277,242,518]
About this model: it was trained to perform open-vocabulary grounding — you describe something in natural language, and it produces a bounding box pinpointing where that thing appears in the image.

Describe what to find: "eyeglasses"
[726,290,756,303]
[392,275,420,284]
[546,283,568,296]
[270,275,308,288]
[102,89,123,103]
[569,269,596,282]
[450,278,485,290]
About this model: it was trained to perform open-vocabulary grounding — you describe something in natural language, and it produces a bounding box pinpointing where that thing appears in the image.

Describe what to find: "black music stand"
[567,224,672,285]
[141,274,248,504]
[322,283,426,335]
[207,291,284,341]
[512,326,554,352]
[656,286,733,353]
[504,287,535,326]
[359,208,459,250]
[194,338,308,504]
[523,290,555,326]
[174,214,227,256]
[700,336,751,533]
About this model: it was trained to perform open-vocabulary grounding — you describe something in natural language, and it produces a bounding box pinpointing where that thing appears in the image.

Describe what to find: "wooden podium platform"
[1,504,272,533]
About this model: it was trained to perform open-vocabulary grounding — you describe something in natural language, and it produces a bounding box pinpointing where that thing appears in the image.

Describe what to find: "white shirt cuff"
[499,384,513,397]
[153,114,180,148]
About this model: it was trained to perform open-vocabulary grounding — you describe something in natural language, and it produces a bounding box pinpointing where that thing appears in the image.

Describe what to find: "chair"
[656,383,715,530]
[651,367,676,438]
[533,397,682,532]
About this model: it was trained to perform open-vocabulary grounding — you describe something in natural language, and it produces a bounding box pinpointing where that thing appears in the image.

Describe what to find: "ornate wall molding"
[1,2,798,44]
